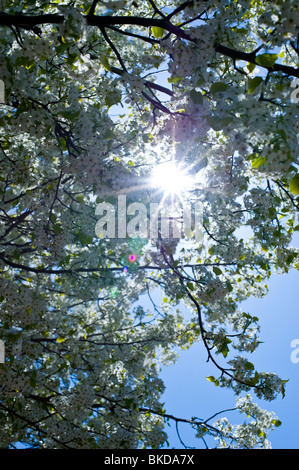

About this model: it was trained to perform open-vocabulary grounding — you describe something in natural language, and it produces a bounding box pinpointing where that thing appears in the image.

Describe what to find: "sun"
[151,161,192,196]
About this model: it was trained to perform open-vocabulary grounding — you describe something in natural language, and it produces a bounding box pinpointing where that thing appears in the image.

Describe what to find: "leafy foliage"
[0,0,298,449]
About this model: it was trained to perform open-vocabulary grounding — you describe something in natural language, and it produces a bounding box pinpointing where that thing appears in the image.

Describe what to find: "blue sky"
[159,236,299,449]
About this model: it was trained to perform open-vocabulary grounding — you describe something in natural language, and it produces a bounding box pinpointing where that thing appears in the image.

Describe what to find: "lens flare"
[128,253,137,263]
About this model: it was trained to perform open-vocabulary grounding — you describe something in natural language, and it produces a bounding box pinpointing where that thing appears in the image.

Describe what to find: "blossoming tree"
[0,0,298,449]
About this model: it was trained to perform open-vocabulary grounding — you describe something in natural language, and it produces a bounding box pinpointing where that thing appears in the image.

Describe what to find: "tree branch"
[0,12,191,39]
[110,65,173,96]
[215,43,299,78]
[99,26,127,72]
[0,13,298,77]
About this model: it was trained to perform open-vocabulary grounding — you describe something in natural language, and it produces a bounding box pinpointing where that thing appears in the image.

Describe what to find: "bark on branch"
[0,12,298,77]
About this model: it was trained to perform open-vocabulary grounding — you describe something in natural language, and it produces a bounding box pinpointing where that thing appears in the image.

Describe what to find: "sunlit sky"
[109,56,299,449]
[158,236,299,449]
[122,150,299,449]
[151,161,193,196]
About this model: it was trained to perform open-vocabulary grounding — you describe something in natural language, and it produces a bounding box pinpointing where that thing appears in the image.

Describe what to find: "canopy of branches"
[0,0,298,449]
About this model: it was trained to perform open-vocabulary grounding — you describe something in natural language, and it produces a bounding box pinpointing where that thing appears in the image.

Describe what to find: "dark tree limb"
[0,13,298,77]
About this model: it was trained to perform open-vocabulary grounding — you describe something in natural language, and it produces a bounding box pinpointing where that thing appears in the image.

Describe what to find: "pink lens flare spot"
[123,266,128,273]
[128,253,137,263]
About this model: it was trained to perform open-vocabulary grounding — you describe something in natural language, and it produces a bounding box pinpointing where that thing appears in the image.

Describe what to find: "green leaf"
[53,223,62,235]
[59,255,71,267]
[255,53,278,68]
[101,55,111,71]
[281,379,288,398]
[7,331,22,343]
[206,376,215,383]
[15,56,35,70]
[75,195,85,203]
[245,361,255,370]
[152,26,164,38]
[124,397,135,409]
[142,133,153,143]
[220,345,229,358]
[226,281,233,293]
[235,27,248,34]
[251,155,266,169]
[289,175,299,195]
[168,76,183,84]
[272,419,282,428]
[56,337,66,343]
[187,281,194,291]
[12,249,20,260]
[207,116,223,131]
[56,43,70,56]
[268,207,276,219]
[30,370,37,388]
[247,62,256,73]
[58,137,67,150]
[105,93,121,108]
[190,89,203,105]
[251,371,260,385]
[78,233,93,245]
[210,82,228,94]
[103,129,115,140]
[85,235,93,244]
[248,76,263,93]
[277,129,287,142]
[220,339,231,358]
[213,266,222,276]
[16,101,28,114]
